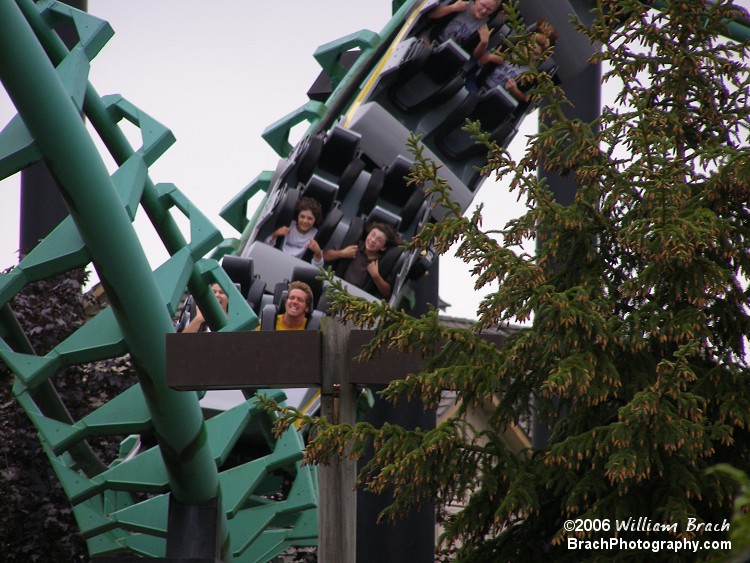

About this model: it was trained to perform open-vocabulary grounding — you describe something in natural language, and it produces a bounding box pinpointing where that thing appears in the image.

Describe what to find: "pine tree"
[268,1,750,560]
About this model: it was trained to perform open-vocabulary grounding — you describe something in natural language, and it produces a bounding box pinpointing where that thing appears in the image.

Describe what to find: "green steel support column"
[0,0,222,515]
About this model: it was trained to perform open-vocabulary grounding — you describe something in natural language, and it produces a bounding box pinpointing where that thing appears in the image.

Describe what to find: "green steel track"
[0,1,329,560]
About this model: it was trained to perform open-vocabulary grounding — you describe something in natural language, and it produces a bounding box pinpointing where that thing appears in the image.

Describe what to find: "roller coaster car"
[239,125,424,307]
[237,0,556,309]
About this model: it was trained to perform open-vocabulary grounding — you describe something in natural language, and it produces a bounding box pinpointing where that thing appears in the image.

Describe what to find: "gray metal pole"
[356,260,438,563]
[520,0,602,448]
[319,318,358,563]
[18,0,86,256]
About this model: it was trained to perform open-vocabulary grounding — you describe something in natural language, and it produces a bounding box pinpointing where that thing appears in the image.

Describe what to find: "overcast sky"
[1,1,747,320]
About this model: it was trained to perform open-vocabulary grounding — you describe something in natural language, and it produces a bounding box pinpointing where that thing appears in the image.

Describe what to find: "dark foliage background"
[0,271,135,561]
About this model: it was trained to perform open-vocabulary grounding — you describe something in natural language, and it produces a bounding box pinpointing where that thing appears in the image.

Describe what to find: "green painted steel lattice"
[0,2,317,561]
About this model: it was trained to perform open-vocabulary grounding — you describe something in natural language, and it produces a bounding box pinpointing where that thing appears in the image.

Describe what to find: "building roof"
[437,315,523,337]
